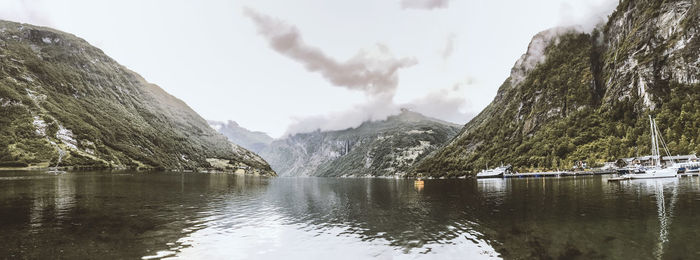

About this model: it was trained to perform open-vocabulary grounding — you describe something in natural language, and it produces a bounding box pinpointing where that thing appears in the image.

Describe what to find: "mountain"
[0,20,275,176]
[208,120,273,153]
[415,0,700,177]
[259,110,461,177]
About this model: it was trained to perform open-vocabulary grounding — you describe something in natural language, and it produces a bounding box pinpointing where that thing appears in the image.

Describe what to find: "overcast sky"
[1,0,617,137]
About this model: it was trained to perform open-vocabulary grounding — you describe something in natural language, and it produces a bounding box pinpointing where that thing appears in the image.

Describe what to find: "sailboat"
[630,116,678,179]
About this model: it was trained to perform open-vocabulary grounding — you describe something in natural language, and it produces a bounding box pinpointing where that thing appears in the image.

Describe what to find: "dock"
[504,169,617,179]
[606,172,700,181]
[504,171,566,178]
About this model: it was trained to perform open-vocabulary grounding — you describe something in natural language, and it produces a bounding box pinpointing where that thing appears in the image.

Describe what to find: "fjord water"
[2,172,700,259]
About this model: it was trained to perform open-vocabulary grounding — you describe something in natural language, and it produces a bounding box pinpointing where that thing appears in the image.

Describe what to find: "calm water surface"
[2,171,700,259]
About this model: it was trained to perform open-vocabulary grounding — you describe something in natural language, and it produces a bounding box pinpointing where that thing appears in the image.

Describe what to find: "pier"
[504,169,617,178]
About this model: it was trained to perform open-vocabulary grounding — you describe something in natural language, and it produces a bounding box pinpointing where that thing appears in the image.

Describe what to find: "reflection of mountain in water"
[174,177,700,259]
[4,173,700,259]
[0,171,272,259]
[252,178,499,256]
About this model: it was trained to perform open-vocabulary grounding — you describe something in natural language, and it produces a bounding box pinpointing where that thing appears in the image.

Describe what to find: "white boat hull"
[476,165,510,178]
[629,168,677,179]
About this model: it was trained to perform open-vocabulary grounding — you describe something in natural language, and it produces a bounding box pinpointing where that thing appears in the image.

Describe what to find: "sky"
[0,0,617,138]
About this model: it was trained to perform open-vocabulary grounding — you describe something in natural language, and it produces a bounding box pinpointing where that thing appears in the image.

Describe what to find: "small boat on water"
[675,162,700,173]
[476,164,511,178]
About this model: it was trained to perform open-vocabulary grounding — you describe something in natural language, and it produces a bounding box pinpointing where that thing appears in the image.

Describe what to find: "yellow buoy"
[414,178,425,191]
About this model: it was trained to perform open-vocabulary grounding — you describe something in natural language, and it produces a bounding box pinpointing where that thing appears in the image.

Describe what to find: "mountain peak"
[260,108,462,177]
[390,109,462,128]
[510,27,581,86]
[209,120,273,154]
[226,120,240,127]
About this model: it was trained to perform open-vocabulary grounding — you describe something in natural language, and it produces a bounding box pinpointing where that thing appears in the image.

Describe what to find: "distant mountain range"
[207,120,273,154]
[415,0,700,177]
[2,0,697,179]
[258,110,461,177]
[0,20,275,176]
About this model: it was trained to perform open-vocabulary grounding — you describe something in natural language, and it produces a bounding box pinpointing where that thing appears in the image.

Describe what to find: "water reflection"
[477,178,506,193]
[171,178,499,259]
[54,174,76,220]
[3,172,700,259]
[0,171,274,259]
[636,179,679,260]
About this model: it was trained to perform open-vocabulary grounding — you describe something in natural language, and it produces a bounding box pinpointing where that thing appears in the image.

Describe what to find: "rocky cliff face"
[260,110,460,177]
[208,120,273,154]
[0,20,275,176]
[415,0,700,177]
[602,0,699,110]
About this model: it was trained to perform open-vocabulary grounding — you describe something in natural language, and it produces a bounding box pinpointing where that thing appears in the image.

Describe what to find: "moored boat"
[476,164,511,178]
[629,116,678,180]
[674,162,700,173]
[629,167,677,179]
[617,165,644,175]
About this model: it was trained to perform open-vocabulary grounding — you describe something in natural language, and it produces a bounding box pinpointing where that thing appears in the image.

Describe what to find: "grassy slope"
[0,20,274,175]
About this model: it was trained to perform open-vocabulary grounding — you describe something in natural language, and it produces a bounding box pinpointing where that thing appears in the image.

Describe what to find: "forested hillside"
[415,0,700,177]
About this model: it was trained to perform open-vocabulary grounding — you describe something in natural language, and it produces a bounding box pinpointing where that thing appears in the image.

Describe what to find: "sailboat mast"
[653,119,659,167]
[650,116,657,166]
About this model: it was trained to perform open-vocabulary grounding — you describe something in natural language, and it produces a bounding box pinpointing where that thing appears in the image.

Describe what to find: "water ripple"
[4,172,699,259]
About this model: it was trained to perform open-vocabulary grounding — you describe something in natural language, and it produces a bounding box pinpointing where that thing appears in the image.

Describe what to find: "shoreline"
[0,166,277,177]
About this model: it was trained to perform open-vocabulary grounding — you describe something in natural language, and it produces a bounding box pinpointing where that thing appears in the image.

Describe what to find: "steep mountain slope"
[415,0,700,177]
[0,20,275,176]
[260,110,461,177]
[208,120,273,153]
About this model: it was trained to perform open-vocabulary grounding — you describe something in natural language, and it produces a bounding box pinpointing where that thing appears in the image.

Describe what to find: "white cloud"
[558,0,618,32]
[0,0,52,26]
[400,0,450,10]
[283,85,474,136]
[244,7,417,97]
[441,33,457,60]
